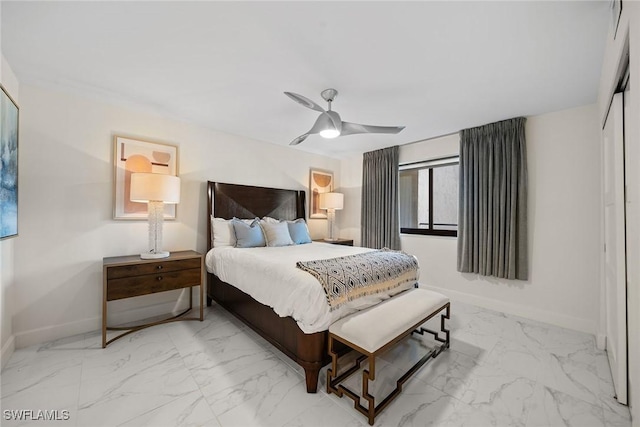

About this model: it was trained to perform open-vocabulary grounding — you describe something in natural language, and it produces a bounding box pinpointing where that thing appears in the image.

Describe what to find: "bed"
[205,181,417,392]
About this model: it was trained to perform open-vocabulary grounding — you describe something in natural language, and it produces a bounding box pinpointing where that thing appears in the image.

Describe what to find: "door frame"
[601,90,628,405]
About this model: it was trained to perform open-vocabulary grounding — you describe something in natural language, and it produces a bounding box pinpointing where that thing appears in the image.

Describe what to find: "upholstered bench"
[326,288,450,425]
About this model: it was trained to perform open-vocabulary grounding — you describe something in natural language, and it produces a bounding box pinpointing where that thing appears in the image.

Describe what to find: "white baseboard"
[14,299,196,349]
[15,315,100,349]
[421,285,598,335]
[1,335,15,369]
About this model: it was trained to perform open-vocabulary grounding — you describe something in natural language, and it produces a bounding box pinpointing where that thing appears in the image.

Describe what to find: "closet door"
[603,92,627,404]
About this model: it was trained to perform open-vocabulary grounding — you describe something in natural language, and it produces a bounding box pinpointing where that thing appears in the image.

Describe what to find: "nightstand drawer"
[107,268,201,301]
[106,258,201,280]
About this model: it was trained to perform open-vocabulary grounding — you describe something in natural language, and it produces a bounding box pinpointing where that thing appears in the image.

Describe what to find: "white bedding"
[206,242,419,333]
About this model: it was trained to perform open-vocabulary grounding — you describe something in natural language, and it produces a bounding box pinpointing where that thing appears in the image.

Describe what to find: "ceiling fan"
[284,88,405,146]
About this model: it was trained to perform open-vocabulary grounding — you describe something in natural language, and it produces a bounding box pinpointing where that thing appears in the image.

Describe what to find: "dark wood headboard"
[206,181,306,250]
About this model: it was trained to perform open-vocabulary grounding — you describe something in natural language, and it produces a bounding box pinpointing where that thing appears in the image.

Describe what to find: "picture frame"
[0,84,19,240]
[309,168,334,219]
[113,135,179,220]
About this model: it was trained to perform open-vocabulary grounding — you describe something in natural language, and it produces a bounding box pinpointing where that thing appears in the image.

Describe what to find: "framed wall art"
[0,84,19,239]
[113,136,179,220]
[309,168,334,219]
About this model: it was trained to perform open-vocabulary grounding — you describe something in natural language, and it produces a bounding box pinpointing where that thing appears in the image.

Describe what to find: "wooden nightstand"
[102,250,204,347]
[313,238,354,246]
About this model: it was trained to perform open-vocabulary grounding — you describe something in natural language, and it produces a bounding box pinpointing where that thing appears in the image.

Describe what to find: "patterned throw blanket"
[296,249,419,311]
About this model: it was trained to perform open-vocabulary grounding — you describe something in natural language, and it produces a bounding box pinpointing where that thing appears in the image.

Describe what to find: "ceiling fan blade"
[284,92,326,113]
[289,134,309,146]
[290,119,324,145]
[340,122,405,136]
[290,112,334,146]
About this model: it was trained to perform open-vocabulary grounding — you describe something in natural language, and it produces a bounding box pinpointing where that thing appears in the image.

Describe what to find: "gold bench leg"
[327,334,340,395]
[327,334,368,396]
[414,303,451,351]
[363,355,376,425]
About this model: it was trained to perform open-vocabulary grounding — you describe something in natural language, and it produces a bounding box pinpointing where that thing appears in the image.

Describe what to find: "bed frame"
[206,181,328,393]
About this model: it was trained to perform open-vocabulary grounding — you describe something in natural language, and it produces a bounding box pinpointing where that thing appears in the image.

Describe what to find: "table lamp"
[130,172,181,259]
[319,192,344,241]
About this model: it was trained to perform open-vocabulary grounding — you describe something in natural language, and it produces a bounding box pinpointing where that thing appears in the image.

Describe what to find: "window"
[399,156,459,237]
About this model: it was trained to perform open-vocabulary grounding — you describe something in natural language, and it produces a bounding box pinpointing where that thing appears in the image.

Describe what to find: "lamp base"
[140,251,170,259]
[323,238,339,242]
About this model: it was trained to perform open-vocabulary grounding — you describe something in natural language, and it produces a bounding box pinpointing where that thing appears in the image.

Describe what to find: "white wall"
[598,2,640,422]
[1,52,20,368]
[11,84,341,348]
[341,104,602,335]
[337,153,363,245]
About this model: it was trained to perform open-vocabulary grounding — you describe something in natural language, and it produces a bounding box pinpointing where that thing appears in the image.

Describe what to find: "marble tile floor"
[0,301,632,427]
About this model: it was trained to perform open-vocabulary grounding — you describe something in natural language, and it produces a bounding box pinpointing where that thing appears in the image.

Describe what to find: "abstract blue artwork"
[0,85,18,239]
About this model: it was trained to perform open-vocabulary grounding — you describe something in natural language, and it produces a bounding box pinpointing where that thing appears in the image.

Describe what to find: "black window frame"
[399,156,459,237]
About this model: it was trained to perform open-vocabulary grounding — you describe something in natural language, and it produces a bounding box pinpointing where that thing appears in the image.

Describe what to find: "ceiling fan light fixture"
[319,128,340,139]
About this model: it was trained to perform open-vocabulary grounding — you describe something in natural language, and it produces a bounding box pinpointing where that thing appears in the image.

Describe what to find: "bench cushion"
[329,288,449,353]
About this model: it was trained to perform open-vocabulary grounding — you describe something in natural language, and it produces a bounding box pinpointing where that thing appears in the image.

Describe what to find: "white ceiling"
[2,1,609,159]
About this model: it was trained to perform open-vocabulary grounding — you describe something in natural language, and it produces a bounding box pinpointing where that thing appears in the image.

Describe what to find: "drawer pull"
[157,276,163,281]
[157,265,163,270]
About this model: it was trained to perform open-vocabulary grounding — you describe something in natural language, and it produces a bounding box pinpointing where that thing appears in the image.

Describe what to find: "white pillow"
[260,221,294,247]
[261,216,280,224]
[211,217,236,248]
[211,217,258,247]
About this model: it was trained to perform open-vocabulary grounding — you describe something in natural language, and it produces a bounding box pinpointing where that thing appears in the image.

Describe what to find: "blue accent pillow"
[288,219,312,244]
[232,218,266,248]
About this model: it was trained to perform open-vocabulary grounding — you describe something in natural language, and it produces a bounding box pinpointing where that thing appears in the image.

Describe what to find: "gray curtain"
[361,146,401,250]
[457,117,528,280]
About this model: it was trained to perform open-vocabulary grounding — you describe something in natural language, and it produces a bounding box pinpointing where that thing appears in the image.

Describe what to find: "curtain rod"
[401,130,459,147]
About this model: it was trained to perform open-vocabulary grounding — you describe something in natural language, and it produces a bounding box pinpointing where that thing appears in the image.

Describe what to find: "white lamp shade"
[130,173,181,204]
[319,192,344,210]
